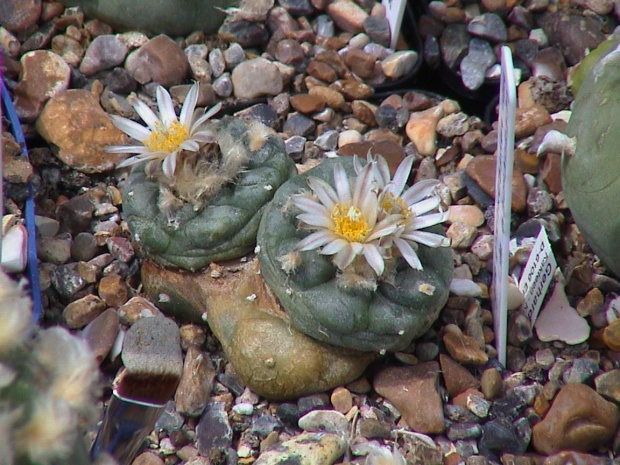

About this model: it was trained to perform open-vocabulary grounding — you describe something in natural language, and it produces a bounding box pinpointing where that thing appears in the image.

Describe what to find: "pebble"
[175,346,216,417]
[37,235,72,265]
[98,273,128,307]
[337,129,363,147]
[440,354,481,398]
[446,222,477,249]
[460,39,496,91]
[562,357,599,385]
[480,368,503,400]
[231,57,283,99]
[443,329,489,365]
[63,294,106,329]
[405,105,444,157]
[14,50,71,122]
[381,51,419,80]
[330,387,353,414]
[298,410,349,435]
[450,278,483,298]
[326,0,368,33]
[36,89,129,173]
[71,232,99,262]
[125,34,189,86]
[117,296,164,325]
[80,35,128,76]
[532,384,620,454]
[81,308,120,365]
[254,432,346,465]
[465,155,527,212]
[534,283,590,345]
[594,369,620,403]
[467,13,507,42]
[196,401,233,455]
[373,362,446,434]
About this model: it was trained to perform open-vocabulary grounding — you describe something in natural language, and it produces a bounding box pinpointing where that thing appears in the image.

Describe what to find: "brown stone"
[63,294,106,329]
[514,104,552,139]
[309,86,346,110]
[98,273,129,308]
[532,384,619,454]
[82,308,120,365]
[117,296,164,325]
[175,346,216,417]
[602,319,620,352]
[14,50,71,122]
[306,60,338,82]
[440,354,481,398]
[480,367,503,399]
[541,153,562,195]
[2,133,33,183]
[405,105,444,157]
[465,155,528,213]
[330,387,353,414]
[0,0,41,33]
[443,331,489,365]
[331,79,373,101]
[36,89,129,173]
[344,48,376,79]
[373,362,445,434]
[124,34,189,86]
[543,451,611,465]
[351,100,377,126]
[514,148,540,174]
[338,140,405,176]
[326,0,369,33]
[289,93,326,114]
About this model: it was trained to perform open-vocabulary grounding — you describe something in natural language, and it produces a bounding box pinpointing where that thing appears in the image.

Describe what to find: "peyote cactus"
[563,46,620,278]
[0,269,100,465]
[257,156,454,353]
[122,115,296,271]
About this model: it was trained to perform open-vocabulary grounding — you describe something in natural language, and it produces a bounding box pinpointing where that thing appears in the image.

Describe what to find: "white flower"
[0,271,32,355]
[368,154,451,270]
[292,161,403,275]
[106,83,221,178]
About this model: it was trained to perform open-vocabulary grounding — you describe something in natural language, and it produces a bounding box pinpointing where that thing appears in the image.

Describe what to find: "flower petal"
[192,131,216,143]
[401,230,451,248]
[131,98,160,131]
[293,196,331,217]
[193,101,222,128]
[333,244,356,270]
[116,154,157,168]
[161,152,178,178]
[156,86,177,127]
[180,139,200,152]
[373,153,391,187]
[367,214,401,241]
[352,161,375,209]
[105,145,153,154]
[401,179,440,205]
[180,83,199,126]
[296,213,334,229]
[321,238,348,255]
[410,211,449,230]
[363,244,385,275]
[307,177,338,211]
[409,196,441,217]
[296,230,338,251]
[333,163,352,205]
[109,115,151,142]
[394,237,423,270]
[386,155,414,198]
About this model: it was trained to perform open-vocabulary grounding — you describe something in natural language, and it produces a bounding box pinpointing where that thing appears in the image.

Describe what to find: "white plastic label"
[491,47,516,368]
[519,228,557,326]
[382,0,407,50]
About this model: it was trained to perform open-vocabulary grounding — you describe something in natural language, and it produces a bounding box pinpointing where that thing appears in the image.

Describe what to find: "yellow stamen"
[331,204,370,242]
[380,192,412,223]
[145,121,188,153]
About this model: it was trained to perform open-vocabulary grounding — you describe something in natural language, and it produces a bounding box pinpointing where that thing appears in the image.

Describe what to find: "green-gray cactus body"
[57,0,232,36]
[257,157,453,353]
[564,47,620,278]
[123,116,296,271]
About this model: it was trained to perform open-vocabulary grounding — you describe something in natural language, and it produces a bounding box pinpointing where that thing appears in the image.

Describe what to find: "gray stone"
[467,13,507,43]
[460,38,495,91]
[231,57,283,99]
[80,34,128,76]
[196,401,233,454]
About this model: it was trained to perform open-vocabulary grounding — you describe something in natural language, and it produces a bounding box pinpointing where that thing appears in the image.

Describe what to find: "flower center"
[145,121,189,153]
[380,192,412,223]
[331,204,370,242]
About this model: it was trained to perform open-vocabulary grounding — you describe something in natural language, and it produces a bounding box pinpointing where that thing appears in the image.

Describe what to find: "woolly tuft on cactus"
[122,115,296,271]
[257,157,453,353]
[563,47,620,278]
[0,269,100,465]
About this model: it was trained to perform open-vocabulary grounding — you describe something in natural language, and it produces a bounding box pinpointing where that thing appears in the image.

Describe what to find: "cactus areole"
[564,48,620,278]
[257,157,454,353]
[122,116,296,271]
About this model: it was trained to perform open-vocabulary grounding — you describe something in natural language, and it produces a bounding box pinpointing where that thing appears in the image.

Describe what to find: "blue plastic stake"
[1,80,43,322]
